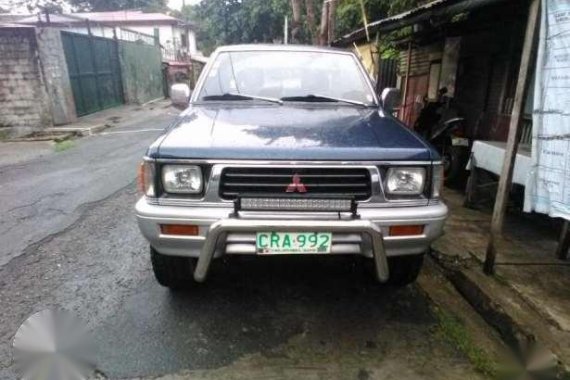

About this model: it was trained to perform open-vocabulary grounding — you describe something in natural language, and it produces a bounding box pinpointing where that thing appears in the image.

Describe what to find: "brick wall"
[35,27,76,125]
[0,27,52,138]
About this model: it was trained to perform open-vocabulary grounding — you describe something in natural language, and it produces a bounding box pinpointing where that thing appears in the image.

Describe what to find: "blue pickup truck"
[135,45,448,289]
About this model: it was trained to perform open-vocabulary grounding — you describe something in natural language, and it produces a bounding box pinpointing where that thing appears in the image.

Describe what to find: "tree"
[290,0,302,43]
[183,0,290,55]
[304,0,317,43]
[4,0,66,13]
[180,0,427,53]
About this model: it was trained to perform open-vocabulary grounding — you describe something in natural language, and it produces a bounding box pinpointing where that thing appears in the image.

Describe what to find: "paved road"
[0,105,498,379]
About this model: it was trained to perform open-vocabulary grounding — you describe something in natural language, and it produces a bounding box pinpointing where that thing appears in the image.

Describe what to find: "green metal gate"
[61,31,124,116]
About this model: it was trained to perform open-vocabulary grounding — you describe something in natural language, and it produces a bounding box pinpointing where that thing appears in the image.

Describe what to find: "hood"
[150,104,435,161]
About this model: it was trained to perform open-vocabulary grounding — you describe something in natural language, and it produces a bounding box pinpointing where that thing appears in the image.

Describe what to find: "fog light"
[389,225,424,236]
[160,224,199,236]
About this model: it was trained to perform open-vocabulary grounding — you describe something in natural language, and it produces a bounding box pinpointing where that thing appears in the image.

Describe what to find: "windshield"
[197,50,376,105]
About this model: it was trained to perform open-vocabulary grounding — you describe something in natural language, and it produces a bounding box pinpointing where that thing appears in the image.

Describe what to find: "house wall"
[124,24,197,55]
[60,24,198,56]
[65,24,116,38]
[454,24,525,141]
[398,42,443,126]
[35,27,76,125]
[395,9,527,140]
[0,27,52,138]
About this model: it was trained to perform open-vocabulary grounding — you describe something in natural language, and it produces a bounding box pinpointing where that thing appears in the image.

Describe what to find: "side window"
[200,54,235,97]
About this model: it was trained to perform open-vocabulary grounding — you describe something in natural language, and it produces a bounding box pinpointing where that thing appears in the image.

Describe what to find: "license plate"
[256,232,332,254]
[452,137,469,146]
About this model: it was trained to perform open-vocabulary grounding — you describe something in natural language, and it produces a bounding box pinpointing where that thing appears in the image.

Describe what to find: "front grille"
[219,167,371,201]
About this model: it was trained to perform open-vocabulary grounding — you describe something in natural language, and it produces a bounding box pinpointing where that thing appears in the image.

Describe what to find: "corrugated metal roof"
[333,0,511,46]
[17,10,190,27]
[0,14,29,23]
[72,10,179,22]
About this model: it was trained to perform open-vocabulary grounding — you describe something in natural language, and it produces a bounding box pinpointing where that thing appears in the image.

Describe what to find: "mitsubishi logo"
[286,174,307,193]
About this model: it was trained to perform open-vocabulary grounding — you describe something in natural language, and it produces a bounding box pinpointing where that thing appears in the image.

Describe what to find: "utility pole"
[284,16,289,44]
[359,0,370,42]
[223,0,228,44]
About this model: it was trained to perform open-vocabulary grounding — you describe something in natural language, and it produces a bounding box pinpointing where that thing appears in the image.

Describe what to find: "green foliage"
[15,0,66,13]
[54,139,75,152]
[183,0,290,55]
[434,307,498,378]
[185,0,427,53]
[332,0,429,39]
[335,0,390,38]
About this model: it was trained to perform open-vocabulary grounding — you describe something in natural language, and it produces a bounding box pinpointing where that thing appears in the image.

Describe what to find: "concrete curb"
[141,97,166,107]
[4,124,111,142]
[45,123,111,137]
[430,250,570,378]
[6,132,75,143]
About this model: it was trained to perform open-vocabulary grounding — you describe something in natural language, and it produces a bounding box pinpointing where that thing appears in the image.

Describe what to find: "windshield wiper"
[202,93,283,104]
[280,94,370,107]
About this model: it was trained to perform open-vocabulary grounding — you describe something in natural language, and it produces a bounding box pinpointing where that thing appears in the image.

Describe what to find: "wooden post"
[484,0,541,274]
[556,220,570,260]
[464,155,479,208]
[400,41,412,122]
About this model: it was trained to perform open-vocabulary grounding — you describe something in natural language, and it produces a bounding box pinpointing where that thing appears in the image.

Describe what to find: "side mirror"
[380,88,402,112]
[170,83,191,109]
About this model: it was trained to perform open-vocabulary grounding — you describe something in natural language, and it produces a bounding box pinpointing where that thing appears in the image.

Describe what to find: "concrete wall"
[0,27,52,138]
[118,40,163,104]
[35,27,77,125]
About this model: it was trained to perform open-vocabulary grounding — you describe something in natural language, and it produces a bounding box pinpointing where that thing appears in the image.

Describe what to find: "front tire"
[386,254,424,286]
[443,146,469,188]
[150,247,196,289]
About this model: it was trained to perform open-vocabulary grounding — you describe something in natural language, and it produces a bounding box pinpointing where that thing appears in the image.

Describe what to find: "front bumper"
[136,199,448,282]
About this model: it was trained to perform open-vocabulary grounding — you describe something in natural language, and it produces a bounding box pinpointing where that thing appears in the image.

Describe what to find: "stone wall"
[35,27,76,125]
[0,27,52,138]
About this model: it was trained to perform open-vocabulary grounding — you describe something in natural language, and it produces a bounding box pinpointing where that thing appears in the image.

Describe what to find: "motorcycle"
[414,91,471,187]
[430,117,470,187]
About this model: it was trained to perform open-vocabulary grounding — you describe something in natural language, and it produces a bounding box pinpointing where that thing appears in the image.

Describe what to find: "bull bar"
[194,218,389,283]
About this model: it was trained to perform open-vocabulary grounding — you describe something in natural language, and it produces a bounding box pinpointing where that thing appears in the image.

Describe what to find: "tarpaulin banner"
[525,0,570,220]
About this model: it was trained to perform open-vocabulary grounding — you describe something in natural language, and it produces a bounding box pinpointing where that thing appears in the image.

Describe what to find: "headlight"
[162,165,203,194]
[138,161,155,197]
[385,167,425,195]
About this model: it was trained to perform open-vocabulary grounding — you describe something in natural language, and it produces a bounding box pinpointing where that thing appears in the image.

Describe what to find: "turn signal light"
[389,225,424,236]
[138,161,155,197]
[160,224,199,236]
[137,162,145,194]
